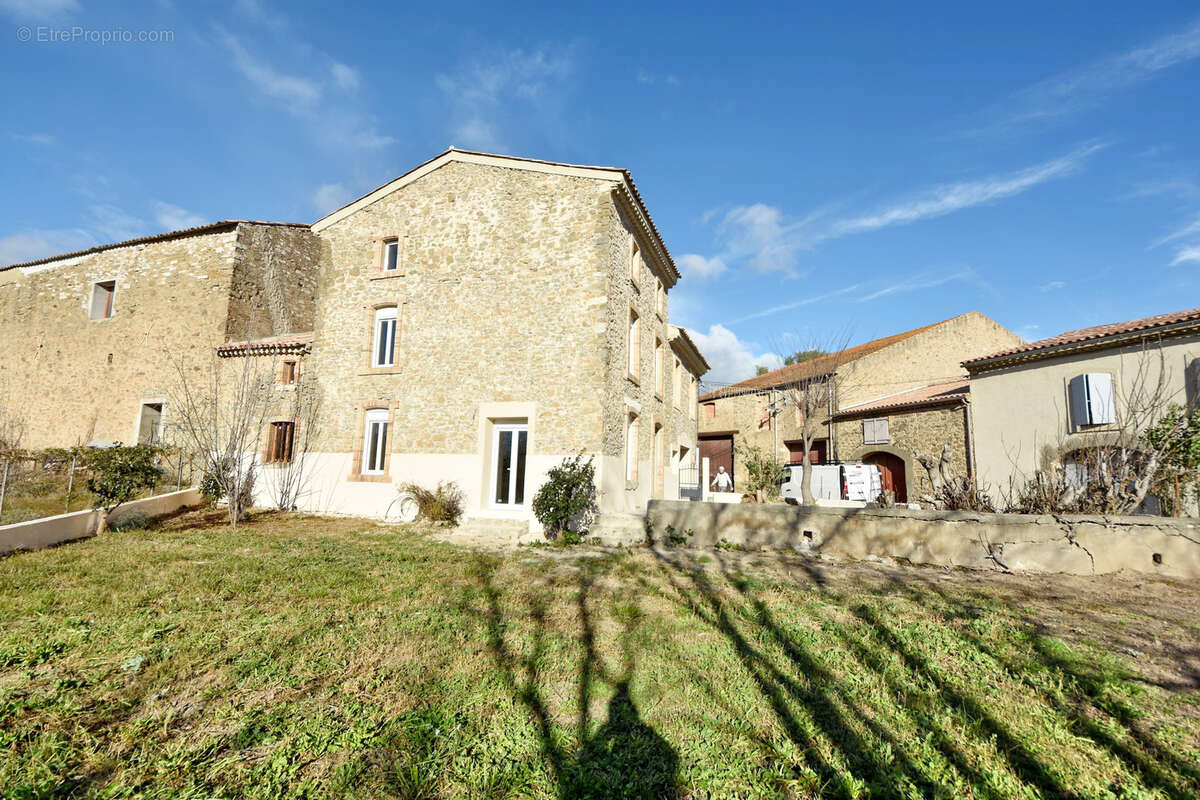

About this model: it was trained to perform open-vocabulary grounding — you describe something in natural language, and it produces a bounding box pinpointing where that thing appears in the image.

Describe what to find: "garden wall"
[0,489,203,556]
[646,499,1200,579]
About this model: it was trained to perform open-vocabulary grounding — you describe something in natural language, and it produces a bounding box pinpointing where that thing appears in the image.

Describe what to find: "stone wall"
[0,223,318,449]
[647,499,1200,579]
[834,403,969,499]
[226,224,321,340]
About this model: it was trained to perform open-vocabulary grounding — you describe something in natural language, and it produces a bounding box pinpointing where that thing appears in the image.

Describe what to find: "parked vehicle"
[778,463,882,503]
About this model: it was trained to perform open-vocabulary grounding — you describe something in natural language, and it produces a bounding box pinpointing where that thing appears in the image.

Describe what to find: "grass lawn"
[2,511,1200,799]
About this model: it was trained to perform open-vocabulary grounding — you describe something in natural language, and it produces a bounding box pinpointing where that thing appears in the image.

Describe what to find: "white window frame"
[90,280,116,320]
[383,238,400,272]
[630,240,640,286]
[372,306,398,368]
[627,310,640,380]
[491,421,529,507]
[625,413,639,484]
[361,409,390,475]
[1069,373,1116,428]
[863,417,889,445]
[654,338,664,397]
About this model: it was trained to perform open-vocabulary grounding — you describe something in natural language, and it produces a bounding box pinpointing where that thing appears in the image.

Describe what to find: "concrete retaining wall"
[0,489,203,556]
[647,499,1200,578]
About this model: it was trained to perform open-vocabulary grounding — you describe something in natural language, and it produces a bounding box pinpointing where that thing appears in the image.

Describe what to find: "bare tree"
[776,333,857,505]
[1004,343,1190,515]
[0,380,26,456]
[167,350,275,526]
[267,371,322,511]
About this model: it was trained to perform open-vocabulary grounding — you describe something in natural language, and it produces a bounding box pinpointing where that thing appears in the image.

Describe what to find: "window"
[372,306,398,368]
[361,409,389,475]
[863,417,890,445]
[280,360,298,386]
[691,377,698,419]
[654,338,664,397]
[266,421,296,463]
[492,422,529,506]
[703,402,716,420]
[90,281,116,320]
[383,238,399,272]
[137,403,162,445]
[626,413,639,484]
[1068,373,1116,428]
[627,310,640,380]
[653,422,664,496]
[630,240,640,286]
[655,280,666,319]
[674,358,682,409]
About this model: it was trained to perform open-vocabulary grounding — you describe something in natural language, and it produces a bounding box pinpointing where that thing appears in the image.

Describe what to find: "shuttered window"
[267,421,295,463]
[863,417,889,445]
[1068,373,1116,428]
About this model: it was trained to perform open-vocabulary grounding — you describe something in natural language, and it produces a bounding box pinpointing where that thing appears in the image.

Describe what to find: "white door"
[491,423,529,507]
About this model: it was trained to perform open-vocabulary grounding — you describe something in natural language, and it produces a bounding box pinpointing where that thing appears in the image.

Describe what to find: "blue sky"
[2,1,1199,386]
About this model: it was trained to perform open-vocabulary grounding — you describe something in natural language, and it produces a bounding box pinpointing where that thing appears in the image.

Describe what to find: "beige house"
[698,312,1022,502]
[964,306,1200,497]
[0,149,708,533]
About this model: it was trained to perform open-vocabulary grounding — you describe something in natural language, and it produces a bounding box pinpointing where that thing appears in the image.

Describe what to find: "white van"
[778,463,882,503]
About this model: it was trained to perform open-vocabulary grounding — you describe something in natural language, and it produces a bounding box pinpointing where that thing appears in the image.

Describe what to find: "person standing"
[711,465,733,492]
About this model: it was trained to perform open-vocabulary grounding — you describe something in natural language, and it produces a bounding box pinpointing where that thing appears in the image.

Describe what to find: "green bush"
[734,443,786,501]
[398,481,465,525]
[531,454,597,542]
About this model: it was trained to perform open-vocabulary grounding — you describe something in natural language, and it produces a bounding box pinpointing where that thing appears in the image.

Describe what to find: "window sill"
[348,473,391,483]
[369,271,405,281]
[626,373,640,386]
[275,384,297,392]
[359,366,404,376]
[260,460,294,469]
[654,392,663,402]
[625,480,639,491]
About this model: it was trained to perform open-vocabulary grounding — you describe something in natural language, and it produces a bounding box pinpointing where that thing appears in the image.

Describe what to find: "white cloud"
[832,143,1106,237]
[0,229,94,267]
[436,46,574,152]
[1170,245,1200,266]
[686,324,783,385]
[855,268,976,303]
[88,204,147,242]
[677,253,728,280]
[973,17,1200,133]
[1016,324,1041,342]
[694,144,1102,277]
[219,32,321,106]
[724,284,864,325]
[312,183,351,215]
[11,132,54,146]
[153,201,206,231]
[1155,213,1200,247]
[1039,280,1066,292]
[331,62,360,91]
[0,0,79,21]
[635,69,680,86]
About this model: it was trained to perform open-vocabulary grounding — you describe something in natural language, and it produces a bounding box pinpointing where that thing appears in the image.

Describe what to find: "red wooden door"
[864,452,907,503]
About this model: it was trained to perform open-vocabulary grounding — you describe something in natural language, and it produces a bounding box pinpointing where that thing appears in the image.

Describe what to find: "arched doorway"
[863,451,907,503]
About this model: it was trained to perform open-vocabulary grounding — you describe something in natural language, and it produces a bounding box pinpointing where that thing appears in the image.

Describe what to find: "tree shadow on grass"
[642,545,1200,799]
[469,554,679,799]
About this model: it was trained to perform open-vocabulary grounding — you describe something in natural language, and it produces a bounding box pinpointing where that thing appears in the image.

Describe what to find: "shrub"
[85,444,163,533]
[398,481,465,525]
[199,457,255,513]
[734,443,786,502]
[531,454,597,541]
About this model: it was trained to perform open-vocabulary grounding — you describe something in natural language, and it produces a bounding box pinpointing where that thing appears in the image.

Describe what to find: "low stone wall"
[0,489,203,556]
[647,499,1200,579]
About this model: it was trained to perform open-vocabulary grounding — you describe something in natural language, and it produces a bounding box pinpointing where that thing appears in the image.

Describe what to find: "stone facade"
[1,151,709,528]
[0,222,317,449]
[698,312,1023,492]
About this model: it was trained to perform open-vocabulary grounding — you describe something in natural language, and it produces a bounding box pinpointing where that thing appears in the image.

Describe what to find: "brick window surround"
[349,401,395,482]
[360,297,407,375]
[370,232,406,279]
[263,419,297,464]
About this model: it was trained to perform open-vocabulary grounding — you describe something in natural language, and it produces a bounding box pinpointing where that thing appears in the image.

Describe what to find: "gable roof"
[964,305,1200,372]
[311,148,680,283]
[831,379,968,419]
[668,325,710,376]
[700,313,972,401]
[1,220,310,272]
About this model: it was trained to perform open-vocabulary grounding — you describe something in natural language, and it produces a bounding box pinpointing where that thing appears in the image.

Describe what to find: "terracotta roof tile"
[964,306,1200,369]
[832,379,968,418]
[216,332,314,357]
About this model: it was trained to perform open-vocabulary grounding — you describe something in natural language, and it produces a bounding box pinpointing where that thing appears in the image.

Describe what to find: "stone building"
[1,149,708,533]
[965,305,1200,499]
[0,221,318,449]
[698,312,1022,502]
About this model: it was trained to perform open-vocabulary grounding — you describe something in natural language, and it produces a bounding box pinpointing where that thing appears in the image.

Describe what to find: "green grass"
[2,510,1199,798]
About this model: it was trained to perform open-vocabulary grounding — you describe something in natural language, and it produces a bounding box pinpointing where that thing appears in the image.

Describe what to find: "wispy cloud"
[219,31,321,106]
[969,17,1200,134]
[153,201,206,231]
[10,132,54,146]
[1154,212,1200,247]
[636,69,680,86]
[330,62,360,91]
[677,253,728,280]
[1170,245,1200,266]
[689,144,1104,277]
[436,46,574,152]
[0,0,79,21]
[88,204,147,242]
[855,268,977,303]
[833,143,1106,237]
[0,228,93,267]
[312,183,352,216]
[685,324,783,385]
[1039,280,1066,292]
[724,284,864,325]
